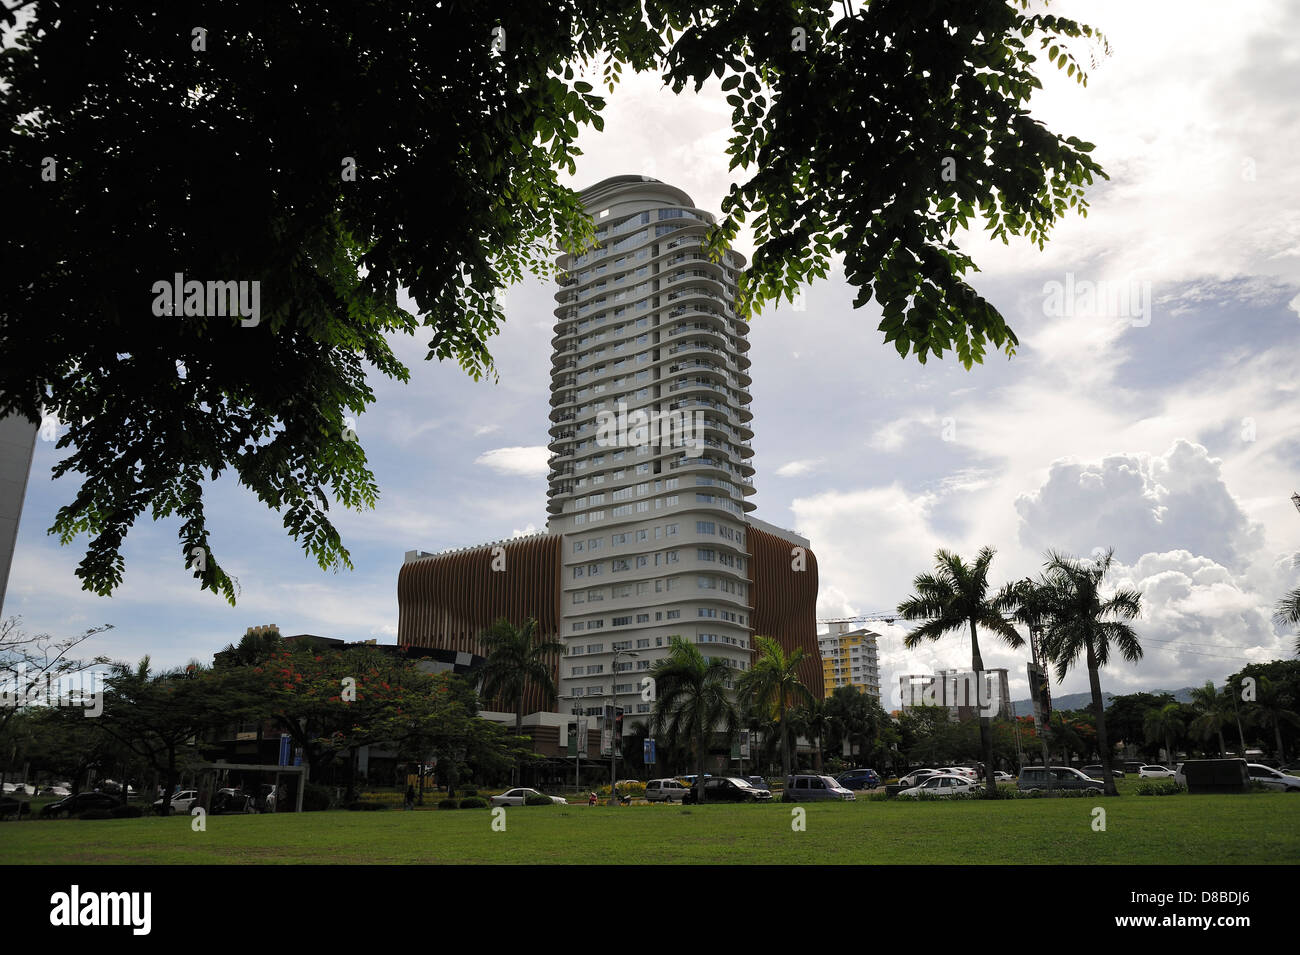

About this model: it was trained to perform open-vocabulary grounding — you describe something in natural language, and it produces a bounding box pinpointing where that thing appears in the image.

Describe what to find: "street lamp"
[609,649,638,804]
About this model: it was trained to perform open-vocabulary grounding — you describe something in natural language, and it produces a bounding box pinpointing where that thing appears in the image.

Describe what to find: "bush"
[78,809,115,820]
[346,801,388,811]
[1136,781,1185,796]
[302,783,332,812]
[524,793,555,806]
[459,797,488,809]
[461,788,477,797]
[437,798,459,810]
[110,804,144,818]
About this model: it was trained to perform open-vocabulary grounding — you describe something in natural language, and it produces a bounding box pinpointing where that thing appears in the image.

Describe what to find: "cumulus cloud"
[474,446,550,477]
[1014,440,1264,567]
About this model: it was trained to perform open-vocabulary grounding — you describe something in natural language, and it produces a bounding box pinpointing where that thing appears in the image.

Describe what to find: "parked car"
[993,771,1014,783]
[211,788,255,814]
[153,789,200,814]
[1017,766,1104,793]
[897,769,941,788]
[645,779,690,803]
[684,776,772,804]
[837,768,881,790]
[745,776,771,793]
[1138,765,1177,779]
[2,782,35,796]
[1246,764,1300,792]
[1081,765,1125,779]
[782,774,856,802]
[940,766,978,781]
[1174,762,1186,786]
[489,788,567,807]
[1122,761,1146,774]
[40,792,124,818]
[899,773,981,798]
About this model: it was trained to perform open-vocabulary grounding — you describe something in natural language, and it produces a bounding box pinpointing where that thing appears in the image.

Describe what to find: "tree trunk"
[970,620,996,797]
[1086,643,1117,797]
[513,705,523,787]
[1217,727,1226,757]
[1276,721,1286,764]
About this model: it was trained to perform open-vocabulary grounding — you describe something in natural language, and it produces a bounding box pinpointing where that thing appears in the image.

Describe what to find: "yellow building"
[818,623,882,700]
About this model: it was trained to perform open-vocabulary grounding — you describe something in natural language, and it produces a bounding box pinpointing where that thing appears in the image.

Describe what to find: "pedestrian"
[404,784,415,811]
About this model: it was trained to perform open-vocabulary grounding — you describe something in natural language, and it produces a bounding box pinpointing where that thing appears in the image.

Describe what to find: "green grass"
[2,789,1297,864]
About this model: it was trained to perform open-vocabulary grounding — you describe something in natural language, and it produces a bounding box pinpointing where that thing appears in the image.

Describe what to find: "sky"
[5,0,1299,709]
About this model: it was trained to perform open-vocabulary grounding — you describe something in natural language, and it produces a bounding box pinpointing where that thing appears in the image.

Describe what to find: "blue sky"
[6,0,1300,707]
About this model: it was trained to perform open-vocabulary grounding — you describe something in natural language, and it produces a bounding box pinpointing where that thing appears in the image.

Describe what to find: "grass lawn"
[2,790,1296,864]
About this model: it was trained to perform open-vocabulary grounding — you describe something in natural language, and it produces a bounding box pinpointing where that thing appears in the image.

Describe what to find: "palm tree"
[650,637,737,783]
[1249,676,1300,764]
[477,617,563,785]
[897,547,1024,796]
[736,635,814,778]
[798,697,832,772]
[1273,587,1300,656]
[1035,548,1143,796]
[1188,681,1231,756]
[1143,703,1184,767]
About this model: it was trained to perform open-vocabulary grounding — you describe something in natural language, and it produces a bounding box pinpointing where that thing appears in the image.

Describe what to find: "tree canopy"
[1,0,1108,602]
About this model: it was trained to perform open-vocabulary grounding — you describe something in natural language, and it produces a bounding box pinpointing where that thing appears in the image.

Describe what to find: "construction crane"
[818,613,913,627]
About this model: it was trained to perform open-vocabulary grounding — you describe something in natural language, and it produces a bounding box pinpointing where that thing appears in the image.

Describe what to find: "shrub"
[437,798,459,810]
[1136,780,1186,797]
[302,783,332,812]
[78,809,115,820]
[524,793,555,806]
[459,797,488,809]
[461,788,477,797]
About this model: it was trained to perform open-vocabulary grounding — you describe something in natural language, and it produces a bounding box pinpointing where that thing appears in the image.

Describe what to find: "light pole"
[609,649,638,804]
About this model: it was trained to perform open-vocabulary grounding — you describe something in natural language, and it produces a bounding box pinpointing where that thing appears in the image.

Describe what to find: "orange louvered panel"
[397,536,562,714]
[746,527,821,690]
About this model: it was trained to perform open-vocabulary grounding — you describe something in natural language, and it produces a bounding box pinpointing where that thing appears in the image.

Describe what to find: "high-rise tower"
[397,176,821,763]
[545,176,758,721]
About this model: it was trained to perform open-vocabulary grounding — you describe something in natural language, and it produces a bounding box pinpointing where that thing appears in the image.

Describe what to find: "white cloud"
[775,459,821,478]
[474,446,550,477]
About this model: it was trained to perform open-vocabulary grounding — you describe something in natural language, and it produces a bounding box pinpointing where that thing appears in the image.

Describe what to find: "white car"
[939,766,978,781]
[899,773,982,798]
[154,789,200,813]
[1247,764,1300,792]
[2,782,36,796]
[1138,765,1176,779]
[993,771,1013,783]
[488,788,568,807]
[898,769,941,788]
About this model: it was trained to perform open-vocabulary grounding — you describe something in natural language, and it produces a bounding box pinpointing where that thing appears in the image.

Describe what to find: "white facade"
[545,176,757,723]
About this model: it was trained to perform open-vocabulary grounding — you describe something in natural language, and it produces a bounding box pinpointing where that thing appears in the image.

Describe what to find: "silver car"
[645,778,689,803]
[1018,766,1104,793]
[1247,764,1300,791]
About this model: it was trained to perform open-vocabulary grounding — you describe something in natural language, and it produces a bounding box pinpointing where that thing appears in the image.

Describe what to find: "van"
[782,774,856,802]
[1017,766,1104,793]
[644,778,689,803]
